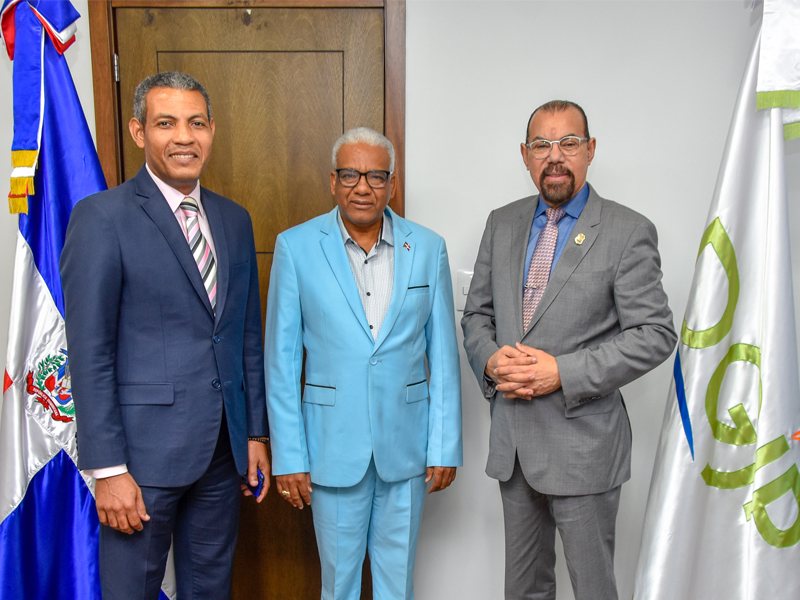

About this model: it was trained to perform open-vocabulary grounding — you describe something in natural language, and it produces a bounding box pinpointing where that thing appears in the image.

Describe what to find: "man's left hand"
[241,440,271,502]
[494,343,561,398]
[426,466,456,493]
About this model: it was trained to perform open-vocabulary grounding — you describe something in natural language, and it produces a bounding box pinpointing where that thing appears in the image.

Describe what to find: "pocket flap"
[406,380,428,403]
[565,391,618,418]
[118,383,174,405]
[303,384,336,406]
[406,284,430,296]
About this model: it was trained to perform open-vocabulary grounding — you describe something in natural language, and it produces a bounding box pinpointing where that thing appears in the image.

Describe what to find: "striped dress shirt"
[337,211,394,340]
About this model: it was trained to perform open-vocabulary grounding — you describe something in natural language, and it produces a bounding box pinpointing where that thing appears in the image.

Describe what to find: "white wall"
[406,2,800,600]
[2,2,800,599]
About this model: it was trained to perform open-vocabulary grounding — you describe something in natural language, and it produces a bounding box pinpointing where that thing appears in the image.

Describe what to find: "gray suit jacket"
[462,185,676,496]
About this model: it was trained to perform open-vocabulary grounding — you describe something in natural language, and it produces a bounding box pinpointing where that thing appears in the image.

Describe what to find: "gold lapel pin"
[574,233,585,245]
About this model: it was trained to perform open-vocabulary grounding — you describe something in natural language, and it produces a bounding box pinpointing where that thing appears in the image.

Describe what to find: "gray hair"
[133,72,212,123]
[331,127,395,173]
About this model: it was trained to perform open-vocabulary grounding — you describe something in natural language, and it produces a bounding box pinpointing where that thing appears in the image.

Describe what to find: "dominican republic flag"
[634,22,800,600]
[0,1,107,598]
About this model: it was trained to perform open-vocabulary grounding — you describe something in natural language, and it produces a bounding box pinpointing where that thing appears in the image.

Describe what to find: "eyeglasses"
[335,169,392,189]
[524,136,589,159]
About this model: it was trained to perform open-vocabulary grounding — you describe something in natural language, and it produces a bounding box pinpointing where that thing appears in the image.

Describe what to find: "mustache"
[542,165,572,177]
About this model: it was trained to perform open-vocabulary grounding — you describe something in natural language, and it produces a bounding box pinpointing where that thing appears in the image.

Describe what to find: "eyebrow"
[151,113,208,122]
[532,133,580,141]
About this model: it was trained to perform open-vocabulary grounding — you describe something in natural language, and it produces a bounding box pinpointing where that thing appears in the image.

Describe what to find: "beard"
[539,166,575,206]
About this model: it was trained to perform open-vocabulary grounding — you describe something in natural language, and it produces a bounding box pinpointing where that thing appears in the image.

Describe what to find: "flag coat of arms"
[634,25,800,600]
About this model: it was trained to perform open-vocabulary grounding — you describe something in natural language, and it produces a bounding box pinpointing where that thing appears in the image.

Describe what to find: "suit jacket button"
[212,379,221,389]
[213,336,221,343]
[370,357,378,366]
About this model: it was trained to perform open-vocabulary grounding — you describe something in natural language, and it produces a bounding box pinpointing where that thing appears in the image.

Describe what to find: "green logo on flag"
[691,218,800,548]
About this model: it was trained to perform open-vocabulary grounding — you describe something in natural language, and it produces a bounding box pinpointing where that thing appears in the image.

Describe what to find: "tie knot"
[180,196,199,217]
[545,207,566,224]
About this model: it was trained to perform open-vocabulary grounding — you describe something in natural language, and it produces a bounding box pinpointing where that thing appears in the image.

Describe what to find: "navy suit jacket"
[60,166,267,488]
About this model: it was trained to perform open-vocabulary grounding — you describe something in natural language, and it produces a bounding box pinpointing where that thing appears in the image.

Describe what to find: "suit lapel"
[135,168,215,318]
[512,197,538,340]
[204,191,229,326]
[523,188,602,335]
[374,209,413,350]
[319,209,374,342]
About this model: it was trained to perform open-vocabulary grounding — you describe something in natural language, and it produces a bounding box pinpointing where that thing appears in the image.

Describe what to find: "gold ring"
[281,490,291,496]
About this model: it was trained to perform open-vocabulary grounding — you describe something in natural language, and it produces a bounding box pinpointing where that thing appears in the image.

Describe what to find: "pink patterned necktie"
[180,196,217,311]
[522,207,565,331]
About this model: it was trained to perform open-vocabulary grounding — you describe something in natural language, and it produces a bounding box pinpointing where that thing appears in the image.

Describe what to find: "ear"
[586,138,596,165]
[209,117,216,137]
[129,118,145,149]
[520,143,530,170]
[389,172,397,201]
[330,171,337,196]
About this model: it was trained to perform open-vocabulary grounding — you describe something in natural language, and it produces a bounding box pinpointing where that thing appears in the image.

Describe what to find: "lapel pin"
[574,233,585,245]
[403,241,411,251]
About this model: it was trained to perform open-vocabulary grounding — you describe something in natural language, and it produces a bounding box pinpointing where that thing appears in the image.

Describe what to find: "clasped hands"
[485,342,561,399]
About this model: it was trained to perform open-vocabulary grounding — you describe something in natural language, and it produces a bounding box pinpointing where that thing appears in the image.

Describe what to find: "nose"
[353,172,372,193]
[173,121,194,144]
[548,141,565,162]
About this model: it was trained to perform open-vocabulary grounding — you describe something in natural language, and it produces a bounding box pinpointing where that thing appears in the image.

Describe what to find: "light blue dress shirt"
[522,183,590,294]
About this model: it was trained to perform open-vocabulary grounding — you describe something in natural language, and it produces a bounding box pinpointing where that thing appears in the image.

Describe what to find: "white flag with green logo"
[634,30,800,600]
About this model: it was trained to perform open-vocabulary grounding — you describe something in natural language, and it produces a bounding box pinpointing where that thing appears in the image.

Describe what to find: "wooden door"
[90,2,406,598]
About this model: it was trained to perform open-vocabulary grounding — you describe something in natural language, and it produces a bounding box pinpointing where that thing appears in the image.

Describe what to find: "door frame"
[87,0,406,215]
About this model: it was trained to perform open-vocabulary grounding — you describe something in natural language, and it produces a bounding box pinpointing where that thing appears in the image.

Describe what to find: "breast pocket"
[406,284,430,296]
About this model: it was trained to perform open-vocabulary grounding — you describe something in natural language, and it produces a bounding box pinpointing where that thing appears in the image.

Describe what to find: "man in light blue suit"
[265,127,462,600]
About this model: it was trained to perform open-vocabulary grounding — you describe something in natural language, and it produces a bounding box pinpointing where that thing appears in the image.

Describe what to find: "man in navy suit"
[60,72,269,600]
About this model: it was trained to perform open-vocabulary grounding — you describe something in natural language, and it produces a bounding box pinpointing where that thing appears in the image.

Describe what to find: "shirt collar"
[146,163,204,217]
[336,209,394,248]
[534,182,590,219]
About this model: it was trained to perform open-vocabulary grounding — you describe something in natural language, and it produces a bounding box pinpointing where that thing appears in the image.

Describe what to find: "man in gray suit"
[462,100,676,600]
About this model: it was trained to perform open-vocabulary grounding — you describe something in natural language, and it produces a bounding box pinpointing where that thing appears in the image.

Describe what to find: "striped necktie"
[522,207,565,331]
[179,196,217,311]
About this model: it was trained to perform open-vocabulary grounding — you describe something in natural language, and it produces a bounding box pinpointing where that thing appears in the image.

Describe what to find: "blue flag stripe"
[17,21,106,316]
[673,348,694,460]
[0,451,101,600]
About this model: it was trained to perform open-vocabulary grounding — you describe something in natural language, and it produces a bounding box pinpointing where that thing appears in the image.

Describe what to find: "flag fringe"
[757,90,800,110]
[8,177,32,214]
[11,149,38,168]
[785,121,800,141]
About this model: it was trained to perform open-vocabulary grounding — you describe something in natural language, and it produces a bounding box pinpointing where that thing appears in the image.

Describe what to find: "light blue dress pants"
[311,457,427,600]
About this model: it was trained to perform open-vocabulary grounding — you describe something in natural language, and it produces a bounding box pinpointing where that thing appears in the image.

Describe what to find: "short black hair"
[133,72,211,123]
[525,100,590,143]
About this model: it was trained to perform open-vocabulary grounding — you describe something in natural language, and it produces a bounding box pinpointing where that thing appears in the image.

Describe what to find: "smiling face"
[330,142,396,234]
[521,106,595,207]
[128,87,215,194]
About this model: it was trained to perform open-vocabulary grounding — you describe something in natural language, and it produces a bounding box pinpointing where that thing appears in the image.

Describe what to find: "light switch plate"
[455,270,473,311]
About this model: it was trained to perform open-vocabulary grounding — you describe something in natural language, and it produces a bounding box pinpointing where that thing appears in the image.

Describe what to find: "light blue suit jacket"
[265,207,462,488]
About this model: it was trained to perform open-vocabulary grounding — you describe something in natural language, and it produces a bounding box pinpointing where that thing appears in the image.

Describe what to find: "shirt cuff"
[84,464,128,479]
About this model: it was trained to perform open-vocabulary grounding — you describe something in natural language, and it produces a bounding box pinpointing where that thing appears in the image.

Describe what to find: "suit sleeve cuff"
[84,464,128,479]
